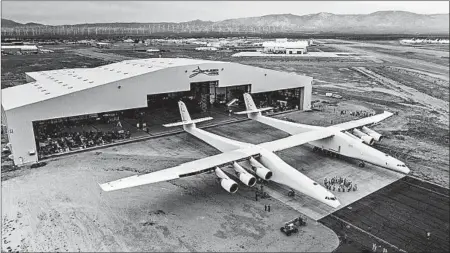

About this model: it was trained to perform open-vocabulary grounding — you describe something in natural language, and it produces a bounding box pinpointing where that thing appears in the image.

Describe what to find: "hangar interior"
[2,58,312,165]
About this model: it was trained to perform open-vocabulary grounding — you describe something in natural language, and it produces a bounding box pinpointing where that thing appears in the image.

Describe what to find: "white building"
[1,58,312,166]
[96,42,112,48]
[195,47,218,51]
[1,45,39,54]
[262,40,309,55]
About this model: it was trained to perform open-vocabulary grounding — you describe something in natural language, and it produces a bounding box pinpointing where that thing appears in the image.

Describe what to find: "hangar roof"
[2,58,224,111]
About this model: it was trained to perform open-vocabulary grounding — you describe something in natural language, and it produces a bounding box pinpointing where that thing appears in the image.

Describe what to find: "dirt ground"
[1,51,110,89]
[1,133,339,252]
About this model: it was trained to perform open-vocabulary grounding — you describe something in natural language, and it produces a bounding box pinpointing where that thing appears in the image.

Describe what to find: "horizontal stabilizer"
[234,107,273,115]
[163,117,213,127]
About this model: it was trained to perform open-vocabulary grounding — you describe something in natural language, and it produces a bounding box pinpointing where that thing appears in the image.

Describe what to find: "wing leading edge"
[258,130,335,152]
[331,111,394,131]
[99,148,260,192]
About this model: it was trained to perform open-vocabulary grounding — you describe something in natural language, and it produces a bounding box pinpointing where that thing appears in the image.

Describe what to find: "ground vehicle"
[280,223,298,236]
[30,162,47,169]
[280,217,307,236]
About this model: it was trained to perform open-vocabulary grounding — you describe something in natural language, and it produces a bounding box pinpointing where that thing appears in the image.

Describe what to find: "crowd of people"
[324,176,357,192]
[35,121,131,158]
[339,110,375,117]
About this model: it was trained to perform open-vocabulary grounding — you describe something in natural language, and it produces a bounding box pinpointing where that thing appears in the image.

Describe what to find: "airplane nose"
[333,200,341,208]
[323,196,341,208]
[403,166,411,174]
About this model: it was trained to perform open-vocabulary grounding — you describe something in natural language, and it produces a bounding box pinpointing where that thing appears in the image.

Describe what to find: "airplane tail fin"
[234,93,272,118]
[178,101,191,122]
[163,101,213,130]
[243,93,257,111]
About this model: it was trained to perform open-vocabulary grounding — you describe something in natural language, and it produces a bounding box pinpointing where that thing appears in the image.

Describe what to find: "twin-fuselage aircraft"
[100,93,409,209]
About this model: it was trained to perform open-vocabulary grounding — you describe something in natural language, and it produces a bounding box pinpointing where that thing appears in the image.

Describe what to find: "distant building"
[1,45,39,54]
[262,40,308,55]
[190,41,208,46]
[77,40,93,45]
[195,47,218,51]
[39,49,54,54]
[96,42,112,48]
[146,49,160,53]
[400,38,449,44]
[123,38,134,43]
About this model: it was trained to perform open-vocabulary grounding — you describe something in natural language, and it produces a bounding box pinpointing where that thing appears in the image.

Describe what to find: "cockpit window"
[313,182,318,185]
[397,164,406,167]
[325,197,337,201]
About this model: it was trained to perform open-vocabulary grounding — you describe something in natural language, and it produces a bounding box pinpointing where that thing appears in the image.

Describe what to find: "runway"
[320,176,450,253]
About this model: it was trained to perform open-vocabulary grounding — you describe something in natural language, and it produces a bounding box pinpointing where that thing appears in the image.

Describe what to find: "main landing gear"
[288,189,295,197]
[358,161,365,168]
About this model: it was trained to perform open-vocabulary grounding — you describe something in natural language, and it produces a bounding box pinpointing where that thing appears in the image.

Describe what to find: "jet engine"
[344,131,364,142]
[352,129,375,145]
[249,157,273,180]
[233,162,257,187]
[361,126,383,142]
[215,167,239,193]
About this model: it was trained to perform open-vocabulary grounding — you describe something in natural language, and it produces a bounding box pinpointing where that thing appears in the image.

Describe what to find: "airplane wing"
[259,130,334,152]
[331,111,394,131]
[99,148,259,192]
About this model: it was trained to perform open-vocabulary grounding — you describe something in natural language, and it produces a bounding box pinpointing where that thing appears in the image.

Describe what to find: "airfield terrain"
[1,127,339,252]
[1,39,449,252]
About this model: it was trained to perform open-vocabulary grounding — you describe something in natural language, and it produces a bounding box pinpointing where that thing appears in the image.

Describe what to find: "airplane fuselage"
[252,115,409,174]
[310,129,409,173]
[185,125,340,207]
[256,148,339,207]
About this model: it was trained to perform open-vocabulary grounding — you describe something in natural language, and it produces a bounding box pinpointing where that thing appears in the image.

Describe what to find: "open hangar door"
[248,88,303,112]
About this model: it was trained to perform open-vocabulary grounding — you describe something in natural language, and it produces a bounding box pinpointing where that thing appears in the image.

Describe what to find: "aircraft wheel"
[359,162,365,168]
[288,190,295,197]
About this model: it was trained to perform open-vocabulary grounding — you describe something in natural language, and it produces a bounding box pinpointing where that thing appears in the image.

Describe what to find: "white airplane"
[236,93,410,174]
[99,101,341,208]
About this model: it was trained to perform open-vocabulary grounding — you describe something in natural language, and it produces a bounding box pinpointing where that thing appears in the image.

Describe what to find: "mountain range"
[2,11,449,34]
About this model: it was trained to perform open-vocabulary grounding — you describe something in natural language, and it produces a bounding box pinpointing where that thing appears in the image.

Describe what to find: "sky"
[1,1,449,25]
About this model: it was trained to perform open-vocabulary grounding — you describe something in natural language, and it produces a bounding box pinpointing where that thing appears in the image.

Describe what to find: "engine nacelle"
[220,178,239,193]
[215,167,239,193]
[249,157,273,180]
[352,129,375,145]
[344,131,364,143]
[233,162,256,187]
[239,172,257,187]
[361,126,383,142]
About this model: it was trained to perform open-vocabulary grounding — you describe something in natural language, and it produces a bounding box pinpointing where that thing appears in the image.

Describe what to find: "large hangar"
[1,58,313,166]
